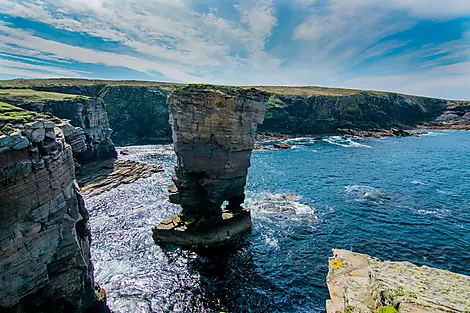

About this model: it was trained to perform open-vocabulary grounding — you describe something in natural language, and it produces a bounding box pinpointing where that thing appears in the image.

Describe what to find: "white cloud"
[329,0,470,18]
[237,0,277,53]
[0,24,204,81]
[0,0,468,99]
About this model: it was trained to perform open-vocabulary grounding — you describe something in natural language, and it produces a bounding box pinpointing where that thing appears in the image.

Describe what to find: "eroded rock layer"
[0,120,107,312]
[326,249,470,313]
[18,98,117,162]
[168,85,269,218]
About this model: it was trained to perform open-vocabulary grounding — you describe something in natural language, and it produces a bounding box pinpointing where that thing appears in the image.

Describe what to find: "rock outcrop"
[77,158,163,197]
[423,100,470,130]
[16,97,117,162]
[153,85,269,246]
[24,80,181,144]
[0,117,108,312]
[326,249,470,313]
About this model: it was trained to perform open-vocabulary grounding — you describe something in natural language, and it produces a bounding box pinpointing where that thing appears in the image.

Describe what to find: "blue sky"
[0,0,469,99]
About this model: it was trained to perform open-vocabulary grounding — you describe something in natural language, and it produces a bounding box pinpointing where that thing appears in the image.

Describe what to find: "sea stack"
[152,85,269,247]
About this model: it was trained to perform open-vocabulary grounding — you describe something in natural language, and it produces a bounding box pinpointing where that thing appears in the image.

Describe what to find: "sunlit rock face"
[168,85,269,218]
[0,119,108,312]
[326,249,470,313]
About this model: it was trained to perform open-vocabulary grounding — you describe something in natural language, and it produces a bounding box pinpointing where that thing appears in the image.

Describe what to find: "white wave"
[345,185,391,203]
[117,145,175,161]
[411,180,427,185]
[323,136,372,148]
[262,234,279,248]
[245,192,317,218]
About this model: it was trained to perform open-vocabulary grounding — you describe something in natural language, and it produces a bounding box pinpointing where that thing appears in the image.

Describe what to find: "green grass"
[377,306,399,313]
[0,101,39,124]
[0,89,83,103]
[0,78,452,100]
[0,78,184,89]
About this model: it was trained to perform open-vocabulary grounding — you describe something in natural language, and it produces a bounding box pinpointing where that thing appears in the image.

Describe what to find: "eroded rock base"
[152,207,252,247]
[326,249,470,313]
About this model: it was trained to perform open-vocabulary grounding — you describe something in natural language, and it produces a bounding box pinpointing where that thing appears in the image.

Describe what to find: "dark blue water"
[87,131,470,313]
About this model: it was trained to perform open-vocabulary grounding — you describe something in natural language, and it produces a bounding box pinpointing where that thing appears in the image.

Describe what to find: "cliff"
[1,79,468,144]
[2,79,181,144]
[0,89,116,162]
[326,249,470,313]
[425,100,470,130]
[258,91,448,135]
[0,107,108,312]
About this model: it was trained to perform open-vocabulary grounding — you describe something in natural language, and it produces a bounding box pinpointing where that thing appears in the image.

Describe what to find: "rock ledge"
[326,249,470,313]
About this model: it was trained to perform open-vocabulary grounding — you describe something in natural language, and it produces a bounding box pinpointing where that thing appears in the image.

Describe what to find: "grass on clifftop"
[0,78,450,100]
[0,78,184,89]
[0,89,82,103]
[0,101,39,124]
[250,85,398,97]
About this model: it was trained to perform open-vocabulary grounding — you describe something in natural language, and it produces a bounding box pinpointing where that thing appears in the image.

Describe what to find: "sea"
[86,130,470,313]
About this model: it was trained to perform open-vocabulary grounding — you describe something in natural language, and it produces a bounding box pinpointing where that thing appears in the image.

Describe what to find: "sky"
[0,0,469,99]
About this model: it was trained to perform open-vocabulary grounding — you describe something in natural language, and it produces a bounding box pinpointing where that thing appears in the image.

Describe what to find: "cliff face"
[30,83,178,144]
[427,100,470,130]
[0,88,117,162]
[98,85,173,144]
[18,98,117,161]
[259,92,448,135]
[0,118,106,312]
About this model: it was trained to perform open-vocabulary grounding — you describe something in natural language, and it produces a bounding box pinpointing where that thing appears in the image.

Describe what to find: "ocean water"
[86,131,470,313]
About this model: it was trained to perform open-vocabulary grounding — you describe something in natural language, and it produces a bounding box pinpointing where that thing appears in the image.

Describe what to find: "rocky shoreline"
[326,249,470,313]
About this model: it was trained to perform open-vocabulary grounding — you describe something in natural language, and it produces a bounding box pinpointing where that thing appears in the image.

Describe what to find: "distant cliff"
[1,79,468,144]
[258,91,448,135]
[0,109,108,312]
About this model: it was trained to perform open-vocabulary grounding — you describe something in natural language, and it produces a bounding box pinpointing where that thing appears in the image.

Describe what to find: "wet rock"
[152,207,252,247]
[337,128,424,138]
[0,120,109,312]
[326,249,470,313]
[154,85,269,246]
[273,143,293,149]
[77,158,164,197]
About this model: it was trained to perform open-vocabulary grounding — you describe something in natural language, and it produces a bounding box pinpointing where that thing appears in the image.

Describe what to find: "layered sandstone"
[0,119,107,312]
[18,97,117,162]
[153,85,269,246]
[326,249,470,313]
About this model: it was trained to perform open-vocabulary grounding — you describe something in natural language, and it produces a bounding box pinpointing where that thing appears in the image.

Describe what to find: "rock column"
[153,85,268,246]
